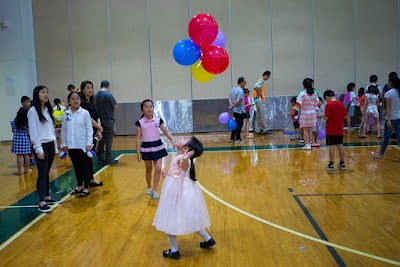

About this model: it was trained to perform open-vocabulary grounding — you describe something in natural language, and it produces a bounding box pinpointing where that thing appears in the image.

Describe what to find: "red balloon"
[201,46,230,74]
[188,14,218,48]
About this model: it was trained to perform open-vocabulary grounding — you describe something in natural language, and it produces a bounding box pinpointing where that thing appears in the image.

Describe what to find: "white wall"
[0,0,37,141]
[31,0,400,103]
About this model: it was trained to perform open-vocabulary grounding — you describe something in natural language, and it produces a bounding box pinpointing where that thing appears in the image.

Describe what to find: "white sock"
[196,229,211,241]
[167,234,178,252]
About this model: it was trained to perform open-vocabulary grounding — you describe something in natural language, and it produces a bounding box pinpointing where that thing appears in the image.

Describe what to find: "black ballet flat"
[200,238,216,249]
[162,249,180,260]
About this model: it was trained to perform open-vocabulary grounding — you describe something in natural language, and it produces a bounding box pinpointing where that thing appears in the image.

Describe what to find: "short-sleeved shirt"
[365,83,383,94]
[384,88,400,120]
[230,86,245,113]
[324,100,347,136]
[94,90,117,123]
[135,117,167,160]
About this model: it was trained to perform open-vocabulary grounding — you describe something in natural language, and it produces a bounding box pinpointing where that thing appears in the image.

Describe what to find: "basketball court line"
[1,153,399,266]
[197,182,400,266]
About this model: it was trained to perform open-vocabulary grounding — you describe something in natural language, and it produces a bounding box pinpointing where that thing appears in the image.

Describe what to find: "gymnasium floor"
[0,131,399,266]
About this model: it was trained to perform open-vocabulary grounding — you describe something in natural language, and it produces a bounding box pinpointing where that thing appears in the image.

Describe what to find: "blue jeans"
[380,119,400,155]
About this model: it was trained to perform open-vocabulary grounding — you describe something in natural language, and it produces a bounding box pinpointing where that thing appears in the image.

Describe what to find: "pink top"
[135,117,164,142]
[244,96,250,113]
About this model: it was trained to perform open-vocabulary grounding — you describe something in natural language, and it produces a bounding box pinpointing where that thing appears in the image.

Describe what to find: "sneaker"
[45,198,61,205]
[162,249,180,260]
[151,192,160,199]
[326,164,334,171]
[338,163,346,170]
[298,138,304,143]
[235,139,245,144]
[290,135,296,140]
[38,204,51,213]
[200,238,216,249]
[371,151,384,159]
[146,188,153,196]
[109,159,118,165]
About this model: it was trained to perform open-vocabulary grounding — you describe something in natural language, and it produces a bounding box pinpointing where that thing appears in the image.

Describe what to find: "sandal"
[79,191,90,198]
[70,188,83,195]
[89,181,103,187]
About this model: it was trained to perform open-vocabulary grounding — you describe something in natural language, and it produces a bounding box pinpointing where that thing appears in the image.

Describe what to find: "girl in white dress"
[152,136,216,260]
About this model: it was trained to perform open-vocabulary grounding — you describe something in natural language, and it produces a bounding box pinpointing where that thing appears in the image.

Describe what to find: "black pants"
[230,112,245,140]
[34,141,55,202]
[68,149,91,189]
[98,122,115,163]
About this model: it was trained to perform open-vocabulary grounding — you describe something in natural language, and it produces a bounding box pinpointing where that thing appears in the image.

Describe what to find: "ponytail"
[189,158,196,181]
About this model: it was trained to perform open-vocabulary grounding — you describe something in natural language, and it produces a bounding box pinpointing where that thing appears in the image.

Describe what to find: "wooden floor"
[0,130,399,266]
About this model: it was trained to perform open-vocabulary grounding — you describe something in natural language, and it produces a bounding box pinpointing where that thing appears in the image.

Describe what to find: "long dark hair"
[140,99,154,118]
[14,108,28,131]
[303,78,314,95]
[80,80,94,104]
[32,85,54,123]
[185,137,204,181]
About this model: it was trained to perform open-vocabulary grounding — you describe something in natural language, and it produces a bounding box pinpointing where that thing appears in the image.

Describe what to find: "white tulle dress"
[152,154,210,235]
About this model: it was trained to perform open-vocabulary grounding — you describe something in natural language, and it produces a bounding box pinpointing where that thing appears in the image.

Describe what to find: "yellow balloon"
[191,60,214,82]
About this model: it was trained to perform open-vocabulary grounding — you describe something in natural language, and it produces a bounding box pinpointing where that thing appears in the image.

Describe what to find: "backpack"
[343,92,350,109]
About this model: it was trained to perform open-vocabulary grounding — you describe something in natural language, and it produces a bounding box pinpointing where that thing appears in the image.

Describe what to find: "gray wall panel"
[115,100,193,135]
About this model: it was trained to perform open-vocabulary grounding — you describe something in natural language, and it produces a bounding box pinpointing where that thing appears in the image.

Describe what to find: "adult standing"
[95,80,119,165]
[28,85,60,213]
[253,71,272,135]
[79,80,104,186]
[371,76,400,159]
[229,77,246,144]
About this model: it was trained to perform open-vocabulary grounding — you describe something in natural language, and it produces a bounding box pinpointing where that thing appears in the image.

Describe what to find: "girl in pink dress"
[135,99,174,199]
[152,136,216,260]
[297,79,320,150]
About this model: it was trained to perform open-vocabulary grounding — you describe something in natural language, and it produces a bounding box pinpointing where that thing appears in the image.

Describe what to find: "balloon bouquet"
[173,13,229,81]
[172,13,234,129]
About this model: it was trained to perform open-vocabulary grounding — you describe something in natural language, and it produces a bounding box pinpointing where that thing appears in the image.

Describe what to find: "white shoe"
[146,188,153,196]
[151,192,159,199]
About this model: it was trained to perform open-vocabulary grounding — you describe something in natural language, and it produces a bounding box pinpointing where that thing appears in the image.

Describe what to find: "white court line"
[392,145,400,150]
[0,156,119,252]
[197,182,400,266]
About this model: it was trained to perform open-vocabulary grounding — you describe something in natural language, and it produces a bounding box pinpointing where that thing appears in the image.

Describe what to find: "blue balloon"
[227,119,237,131]
[173,39,201,66]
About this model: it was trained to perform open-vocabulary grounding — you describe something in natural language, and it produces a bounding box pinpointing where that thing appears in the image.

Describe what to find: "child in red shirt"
[323,90,348,171]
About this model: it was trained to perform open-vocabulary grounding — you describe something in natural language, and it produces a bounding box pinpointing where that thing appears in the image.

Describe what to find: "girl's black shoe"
[162,249,180,260]
[200,238,216,248]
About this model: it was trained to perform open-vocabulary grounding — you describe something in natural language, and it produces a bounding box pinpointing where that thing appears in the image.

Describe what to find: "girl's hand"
[182,150,195,161]
[37,153,45,160]
[287,112,291,116]
[86,145,92,152]
[137,153,142,162]
[62,147,68,153]
[162,169,167,177]
[98,126,103,133]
